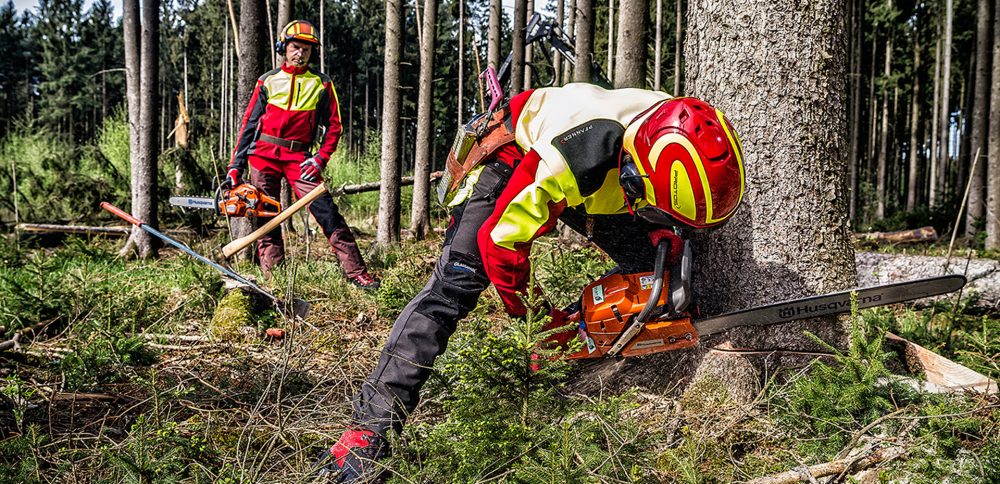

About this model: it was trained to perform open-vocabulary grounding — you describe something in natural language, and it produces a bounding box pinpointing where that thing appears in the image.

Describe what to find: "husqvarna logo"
[776,294,883,320]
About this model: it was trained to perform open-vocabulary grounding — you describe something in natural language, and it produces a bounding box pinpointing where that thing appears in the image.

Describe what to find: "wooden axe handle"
[222,184,328,258]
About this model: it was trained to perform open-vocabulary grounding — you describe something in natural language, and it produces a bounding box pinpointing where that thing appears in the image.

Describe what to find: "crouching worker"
[316,83,747,481]
[226,20,378,289]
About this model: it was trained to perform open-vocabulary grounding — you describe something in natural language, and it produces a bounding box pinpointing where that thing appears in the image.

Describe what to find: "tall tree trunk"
[606,0,614,82]
[234,0,267,252]
[134,0,160,258]
[511,0,527,94]
[654,0,662,90]
[412,0,437,239]
[525,0,534,88]
[938,0,953,202]
[986,0,1000,248]
[848,0,861,219]
[907,19,922,212]
[674,0,682,95]
[555,0,564,85]
[122,0,143,257]
[680,0,854,402]
[377,0,403,246]
[966,0,992,235]
[574,0,595,82]
[488,0,501,70]
[876,6,892,221]
[276,0,294,220]
[565,0,577,82]
[614,0,648,88]
[930,19,942,207]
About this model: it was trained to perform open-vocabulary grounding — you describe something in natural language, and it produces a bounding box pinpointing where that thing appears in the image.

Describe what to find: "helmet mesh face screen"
[636,206,676,227]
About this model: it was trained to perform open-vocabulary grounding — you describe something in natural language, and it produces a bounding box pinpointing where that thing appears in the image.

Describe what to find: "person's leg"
[352,160,515,436]
[285,162,369,279]
[249,160,286,274]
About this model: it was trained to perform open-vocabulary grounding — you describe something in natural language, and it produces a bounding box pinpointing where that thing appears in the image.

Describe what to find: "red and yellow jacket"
[231,63,342,169]
[472,84,671,316]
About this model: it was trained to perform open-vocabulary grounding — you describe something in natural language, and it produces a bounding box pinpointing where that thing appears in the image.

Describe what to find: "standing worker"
[226,20,379,289]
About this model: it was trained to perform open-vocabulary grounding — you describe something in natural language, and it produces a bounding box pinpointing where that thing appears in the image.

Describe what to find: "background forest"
[0,0,998,482]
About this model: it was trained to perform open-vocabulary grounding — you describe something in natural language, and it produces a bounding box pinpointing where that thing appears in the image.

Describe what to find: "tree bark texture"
[377,0,403,246]
[683,0,855,400]
[930,21,941,207]
[565,0,577,82]
[555,0,564,85]
[876,9,892,221]
[606,0,614,82]
[489,0,501,70]
[654,0,662,90]
[122,0,142,256]
[511,0,527,94]
[614,0,648,88]
[848,0,860,218]
[134,0,160,258]
[411,0,437,239]
[276,0,292,65]
[966,0,992,236]
[674,0,682,95]
[573,0,595,82]
[987,0,1000,248]
[458,0,465,122]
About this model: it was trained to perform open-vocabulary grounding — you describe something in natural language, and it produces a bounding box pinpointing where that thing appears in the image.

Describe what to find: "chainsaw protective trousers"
[351,159,658,437]
[249,157,367,277]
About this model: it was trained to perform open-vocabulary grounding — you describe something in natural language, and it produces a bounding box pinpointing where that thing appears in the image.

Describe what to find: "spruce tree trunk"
[606,0,614,82]
[573,0,595,82]
[122,0,142,257]
[930,21,942,207]
[458,0,465,122]
[133,0,160,259]
[654,0,662,90]
[907,22,922,212]
[276,0,294,228]
[614,0,648,88]
[565,0,577,82]
[966,0,991,236]
[876,10,892,221]
[236,0,269,251]
[488,0,501,70]
[938,0,953,202]
[987,0,1000,248]
[681,0,855,402]
[511,0,527,94]
[848,0,860,219]
[525,0,534,89]
[377,0,403,246]
[555,0,564,85]
[674,0,682,95]
[411,0,437,239]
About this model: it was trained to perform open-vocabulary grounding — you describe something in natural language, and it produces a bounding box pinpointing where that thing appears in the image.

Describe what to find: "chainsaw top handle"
[635,239,669,325]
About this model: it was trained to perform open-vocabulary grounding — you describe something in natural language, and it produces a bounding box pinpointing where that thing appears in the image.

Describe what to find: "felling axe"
[101,202,310,319]
[221,183,329,259]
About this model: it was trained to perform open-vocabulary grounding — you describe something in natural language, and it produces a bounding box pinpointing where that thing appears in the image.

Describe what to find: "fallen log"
[333,171,443,196]
[0,318,60,352]
[885,332,998,394]
[16,223,130,236]
[856,226,938,245]
[747,446,907,484]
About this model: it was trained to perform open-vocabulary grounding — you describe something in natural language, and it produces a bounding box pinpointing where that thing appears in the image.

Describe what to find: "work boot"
[315,427,389,482]
[350,272,381,291]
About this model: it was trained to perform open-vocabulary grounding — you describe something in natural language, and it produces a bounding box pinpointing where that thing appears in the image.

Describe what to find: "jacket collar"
[281,63,309,75]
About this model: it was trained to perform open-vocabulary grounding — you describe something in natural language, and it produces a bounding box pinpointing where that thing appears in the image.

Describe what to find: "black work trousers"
[351,160,657,436]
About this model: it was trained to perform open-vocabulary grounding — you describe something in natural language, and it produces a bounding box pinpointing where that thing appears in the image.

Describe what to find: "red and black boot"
[316,427,389,482]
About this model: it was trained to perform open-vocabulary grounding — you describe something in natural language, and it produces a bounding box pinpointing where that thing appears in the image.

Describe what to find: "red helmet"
[621,97,745,230]
[276,20,320,54]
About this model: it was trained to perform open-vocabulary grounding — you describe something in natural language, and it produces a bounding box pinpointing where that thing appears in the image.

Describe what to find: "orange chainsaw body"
[219,184,281,218]
[565,272,698,359]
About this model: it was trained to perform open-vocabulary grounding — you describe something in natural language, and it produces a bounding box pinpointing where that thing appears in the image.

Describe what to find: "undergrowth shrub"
[532,242,615,309]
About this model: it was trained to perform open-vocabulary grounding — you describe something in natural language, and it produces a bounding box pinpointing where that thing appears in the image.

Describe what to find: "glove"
[222,165,243,189]
[300,157,323,183]
[648,228,684,266]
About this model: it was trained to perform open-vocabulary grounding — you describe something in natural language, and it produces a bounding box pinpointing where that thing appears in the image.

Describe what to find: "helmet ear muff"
[619,152,646,204]
[274,40,285,55]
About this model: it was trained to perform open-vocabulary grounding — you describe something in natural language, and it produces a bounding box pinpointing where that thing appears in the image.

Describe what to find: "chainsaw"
[169,183,282,218]
[561,239,967,359]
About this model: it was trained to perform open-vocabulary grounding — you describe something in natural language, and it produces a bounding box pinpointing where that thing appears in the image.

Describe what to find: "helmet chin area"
[636,206,679,228]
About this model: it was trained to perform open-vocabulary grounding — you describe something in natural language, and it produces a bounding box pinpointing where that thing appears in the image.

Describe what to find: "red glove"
[649,228,684,266]
[223,166,242,188]
[300,157,324,182]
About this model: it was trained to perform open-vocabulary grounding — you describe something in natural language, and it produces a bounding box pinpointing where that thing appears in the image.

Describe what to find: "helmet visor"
[636,206,677,227]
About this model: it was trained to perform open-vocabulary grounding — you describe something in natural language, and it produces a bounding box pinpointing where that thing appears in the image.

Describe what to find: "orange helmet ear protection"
[275,20,320,55]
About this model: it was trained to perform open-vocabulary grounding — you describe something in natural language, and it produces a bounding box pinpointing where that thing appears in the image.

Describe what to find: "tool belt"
[259,133,311,152]
[437,106,517,204]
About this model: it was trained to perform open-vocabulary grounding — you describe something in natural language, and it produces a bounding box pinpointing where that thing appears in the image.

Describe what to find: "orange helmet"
[275,20,320,54]
[620,97,745,230]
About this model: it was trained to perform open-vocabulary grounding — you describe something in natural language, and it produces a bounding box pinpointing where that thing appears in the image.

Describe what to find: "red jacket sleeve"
[314,81,343,164]
[477,149,566,316]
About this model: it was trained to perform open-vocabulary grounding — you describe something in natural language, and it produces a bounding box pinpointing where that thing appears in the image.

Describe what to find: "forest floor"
[0,216,998,483]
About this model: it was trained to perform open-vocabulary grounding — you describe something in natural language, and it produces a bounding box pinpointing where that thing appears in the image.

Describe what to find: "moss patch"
[209,289,254,340]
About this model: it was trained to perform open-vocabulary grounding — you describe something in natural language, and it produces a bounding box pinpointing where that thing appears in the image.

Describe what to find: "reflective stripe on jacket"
[231,63,342,169]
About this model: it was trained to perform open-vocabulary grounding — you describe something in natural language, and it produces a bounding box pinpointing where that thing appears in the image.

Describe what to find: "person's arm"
[313,79,343,163]
[477,150,568,317]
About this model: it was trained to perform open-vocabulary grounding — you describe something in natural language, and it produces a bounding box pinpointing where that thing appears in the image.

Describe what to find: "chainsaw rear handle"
[100,202,142,226]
